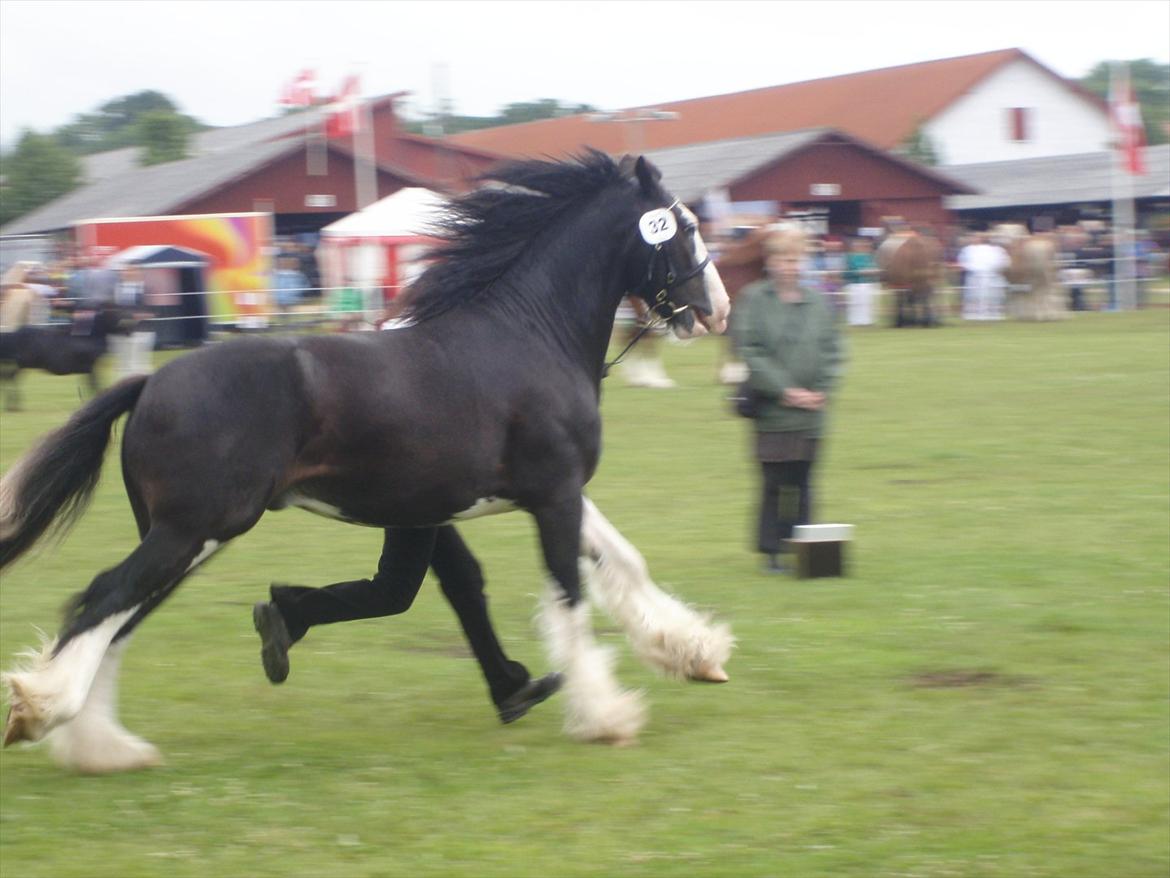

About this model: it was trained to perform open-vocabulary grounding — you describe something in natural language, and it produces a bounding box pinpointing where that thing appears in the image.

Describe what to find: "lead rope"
[602,314,665,379]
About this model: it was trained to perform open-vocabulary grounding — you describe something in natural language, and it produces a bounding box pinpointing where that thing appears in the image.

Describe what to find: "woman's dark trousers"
[756,460,813,555]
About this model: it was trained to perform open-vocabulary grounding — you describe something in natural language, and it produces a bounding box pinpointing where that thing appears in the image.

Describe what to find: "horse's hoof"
[690,664,729,683]
[497,672,563,724]
[4,703,33,746]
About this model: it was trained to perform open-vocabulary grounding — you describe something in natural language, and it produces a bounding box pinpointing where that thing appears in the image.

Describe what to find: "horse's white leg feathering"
[46,637,161,773]
[3,607,138,747]
[537,581,645,745]
[580,497,733,682]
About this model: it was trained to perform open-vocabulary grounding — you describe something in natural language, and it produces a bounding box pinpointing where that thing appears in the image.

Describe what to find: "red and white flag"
[326,74,363,139]
[279,68,317,108]
[1109,63,1146,175]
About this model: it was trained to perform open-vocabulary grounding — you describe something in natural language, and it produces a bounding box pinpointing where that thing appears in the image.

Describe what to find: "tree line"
[2,62,1167,228]
[0,91,203,226]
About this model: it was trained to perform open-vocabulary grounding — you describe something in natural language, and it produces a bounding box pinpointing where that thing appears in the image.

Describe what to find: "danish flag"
[326,75,363,139]
[1110,64,1146,175]
[279,69,317,108]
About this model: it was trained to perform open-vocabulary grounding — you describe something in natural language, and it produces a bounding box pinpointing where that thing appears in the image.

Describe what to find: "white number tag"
[639,208,678,245]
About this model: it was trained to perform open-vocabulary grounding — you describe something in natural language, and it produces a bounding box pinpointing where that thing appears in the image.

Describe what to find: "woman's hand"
[781,388,825,410]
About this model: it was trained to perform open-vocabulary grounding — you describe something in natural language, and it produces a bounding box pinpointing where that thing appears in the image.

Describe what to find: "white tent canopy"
[316,188,449,316]
[319,187,448,240]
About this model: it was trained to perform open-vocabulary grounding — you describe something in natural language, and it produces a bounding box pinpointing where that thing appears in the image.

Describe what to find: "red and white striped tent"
[317,187,447,307]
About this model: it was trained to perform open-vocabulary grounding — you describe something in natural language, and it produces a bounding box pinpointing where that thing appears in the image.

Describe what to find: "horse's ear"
[617,154,638,177]
[634,156,662,194]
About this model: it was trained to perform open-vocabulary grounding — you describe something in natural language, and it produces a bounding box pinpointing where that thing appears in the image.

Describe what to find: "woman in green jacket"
[733,227,844,573]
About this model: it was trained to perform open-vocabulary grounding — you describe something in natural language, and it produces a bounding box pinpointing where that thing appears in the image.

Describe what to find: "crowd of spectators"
[2,222,1165,347]
[702,217,1167,326]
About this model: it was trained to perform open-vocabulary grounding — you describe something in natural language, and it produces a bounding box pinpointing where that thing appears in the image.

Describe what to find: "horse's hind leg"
[534,496,644,745]
[43,636,159,773]
[3,526,216,767]
[579,497,733,683]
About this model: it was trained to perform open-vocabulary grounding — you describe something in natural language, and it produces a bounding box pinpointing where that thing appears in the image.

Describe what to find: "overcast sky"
[2,0,1167,148]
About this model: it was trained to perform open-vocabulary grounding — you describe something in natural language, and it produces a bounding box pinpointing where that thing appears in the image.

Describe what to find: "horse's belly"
[279,491,372,526]
[448,496,519,521]
[273,480,519,529]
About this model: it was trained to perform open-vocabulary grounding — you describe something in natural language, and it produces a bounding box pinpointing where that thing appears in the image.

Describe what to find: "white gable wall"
[925,58,1111,166]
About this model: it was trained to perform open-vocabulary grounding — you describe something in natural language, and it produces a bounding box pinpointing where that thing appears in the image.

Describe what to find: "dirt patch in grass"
[394,639,473,659]
[908,669,1036,689]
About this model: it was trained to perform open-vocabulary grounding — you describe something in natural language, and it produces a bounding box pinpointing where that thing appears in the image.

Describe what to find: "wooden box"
[789,524,853,579]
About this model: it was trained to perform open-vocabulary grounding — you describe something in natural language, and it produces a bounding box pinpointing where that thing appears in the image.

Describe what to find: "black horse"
[0,152,732,773]
[0,305,132,411]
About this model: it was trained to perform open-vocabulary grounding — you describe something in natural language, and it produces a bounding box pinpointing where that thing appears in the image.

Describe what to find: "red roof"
[449,49,1100,158]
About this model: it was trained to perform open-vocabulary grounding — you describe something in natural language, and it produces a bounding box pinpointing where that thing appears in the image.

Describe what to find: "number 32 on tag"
[639,209,678,245]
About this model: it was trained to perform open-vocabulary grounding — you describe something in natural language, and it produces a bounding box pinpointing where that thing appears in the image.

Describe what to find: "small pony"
[0,304,133,411]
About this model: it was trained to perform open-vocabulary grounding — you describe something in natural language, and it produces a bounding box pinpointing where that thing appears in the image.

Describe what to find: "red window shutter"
[1008,107,1030,142]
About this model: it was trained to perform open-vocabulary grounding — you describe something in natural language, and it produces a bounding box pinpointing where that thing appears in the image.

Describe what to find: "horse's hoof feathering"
[3,680,40,746]
[689,664,730,683]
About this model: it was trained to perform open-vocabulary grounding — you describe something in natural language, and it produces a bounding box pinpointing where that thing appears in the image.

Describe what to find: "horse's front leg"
[533,495,644,745]
[579,497,733,683]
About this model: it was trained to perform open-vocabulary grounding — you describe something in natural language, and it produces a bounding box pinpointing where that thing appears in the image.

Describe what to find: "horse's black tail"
[0,375,149,570]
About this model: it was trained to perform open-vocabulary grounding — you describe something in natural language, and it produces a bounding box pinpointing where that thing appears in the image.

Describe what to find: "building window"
[1007,107,1031,142]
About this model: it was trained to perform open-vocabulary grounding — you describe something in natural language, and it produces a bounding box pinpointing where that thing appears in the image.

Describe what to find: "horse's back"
[121,330,520,530]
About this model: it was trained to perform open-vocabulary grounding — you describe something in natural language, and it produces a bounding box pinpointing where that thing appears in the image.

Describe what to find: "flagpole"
[1109,62,1138,311]
[356,94,377,210]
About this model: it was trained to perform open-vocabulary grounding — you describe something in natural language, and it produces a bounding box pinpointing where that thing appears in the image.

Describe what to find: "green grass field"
[1,310,1167,878]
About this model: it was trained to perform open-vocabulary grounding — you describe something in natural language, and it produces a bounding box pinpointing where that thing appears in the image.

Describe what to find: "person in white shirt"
[959,233,1010,321]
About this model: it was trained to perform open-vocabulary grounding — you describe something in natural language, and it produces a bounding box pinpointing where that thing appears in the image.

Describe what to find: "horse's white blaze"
[185,539,221,573]
[579,497,733,680]
[537,582,645,744]
[46,637,161,773]
[2,607,138,741]
[450,497,518,521]
[701,260,731,334]
[671,205,729,338]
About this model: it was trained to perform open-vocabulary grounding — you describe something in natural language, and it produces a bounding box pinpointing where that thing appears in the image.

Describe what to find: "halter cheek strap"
[639,200,711,319]
[604,203,710,377]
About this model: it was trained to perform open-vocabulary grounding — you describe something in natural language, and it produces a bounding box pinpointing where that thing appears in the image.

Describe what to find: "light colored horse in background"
[0,263,50,332]
[994,224,1067,321]
[713,227,770,384]
[876,230,944,327]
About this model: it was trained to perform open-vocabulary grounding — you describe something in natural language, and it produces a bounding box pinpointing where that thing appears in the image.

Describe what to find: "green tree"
[498,99,597,126]
[136,111,191,166]
[0,130,83,226]
[55,90,204,155]
[402,98,598,135]
[895,123,942,166]
[1079,59,1170,146]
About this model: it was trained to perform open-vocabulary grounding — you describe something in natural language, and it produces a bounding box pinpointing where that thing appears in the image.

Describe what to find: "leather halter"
[603,201,711,378]
[636,200,712,320]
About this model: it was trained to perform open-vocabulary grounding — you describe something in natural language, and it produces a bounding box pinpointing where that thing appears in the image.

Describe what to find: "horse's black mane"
[401,149,630,323]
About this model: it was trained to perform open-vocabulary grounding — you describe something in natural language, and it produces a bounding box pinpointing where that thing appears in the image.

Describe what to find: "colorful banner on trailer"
[75,212,274,322]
